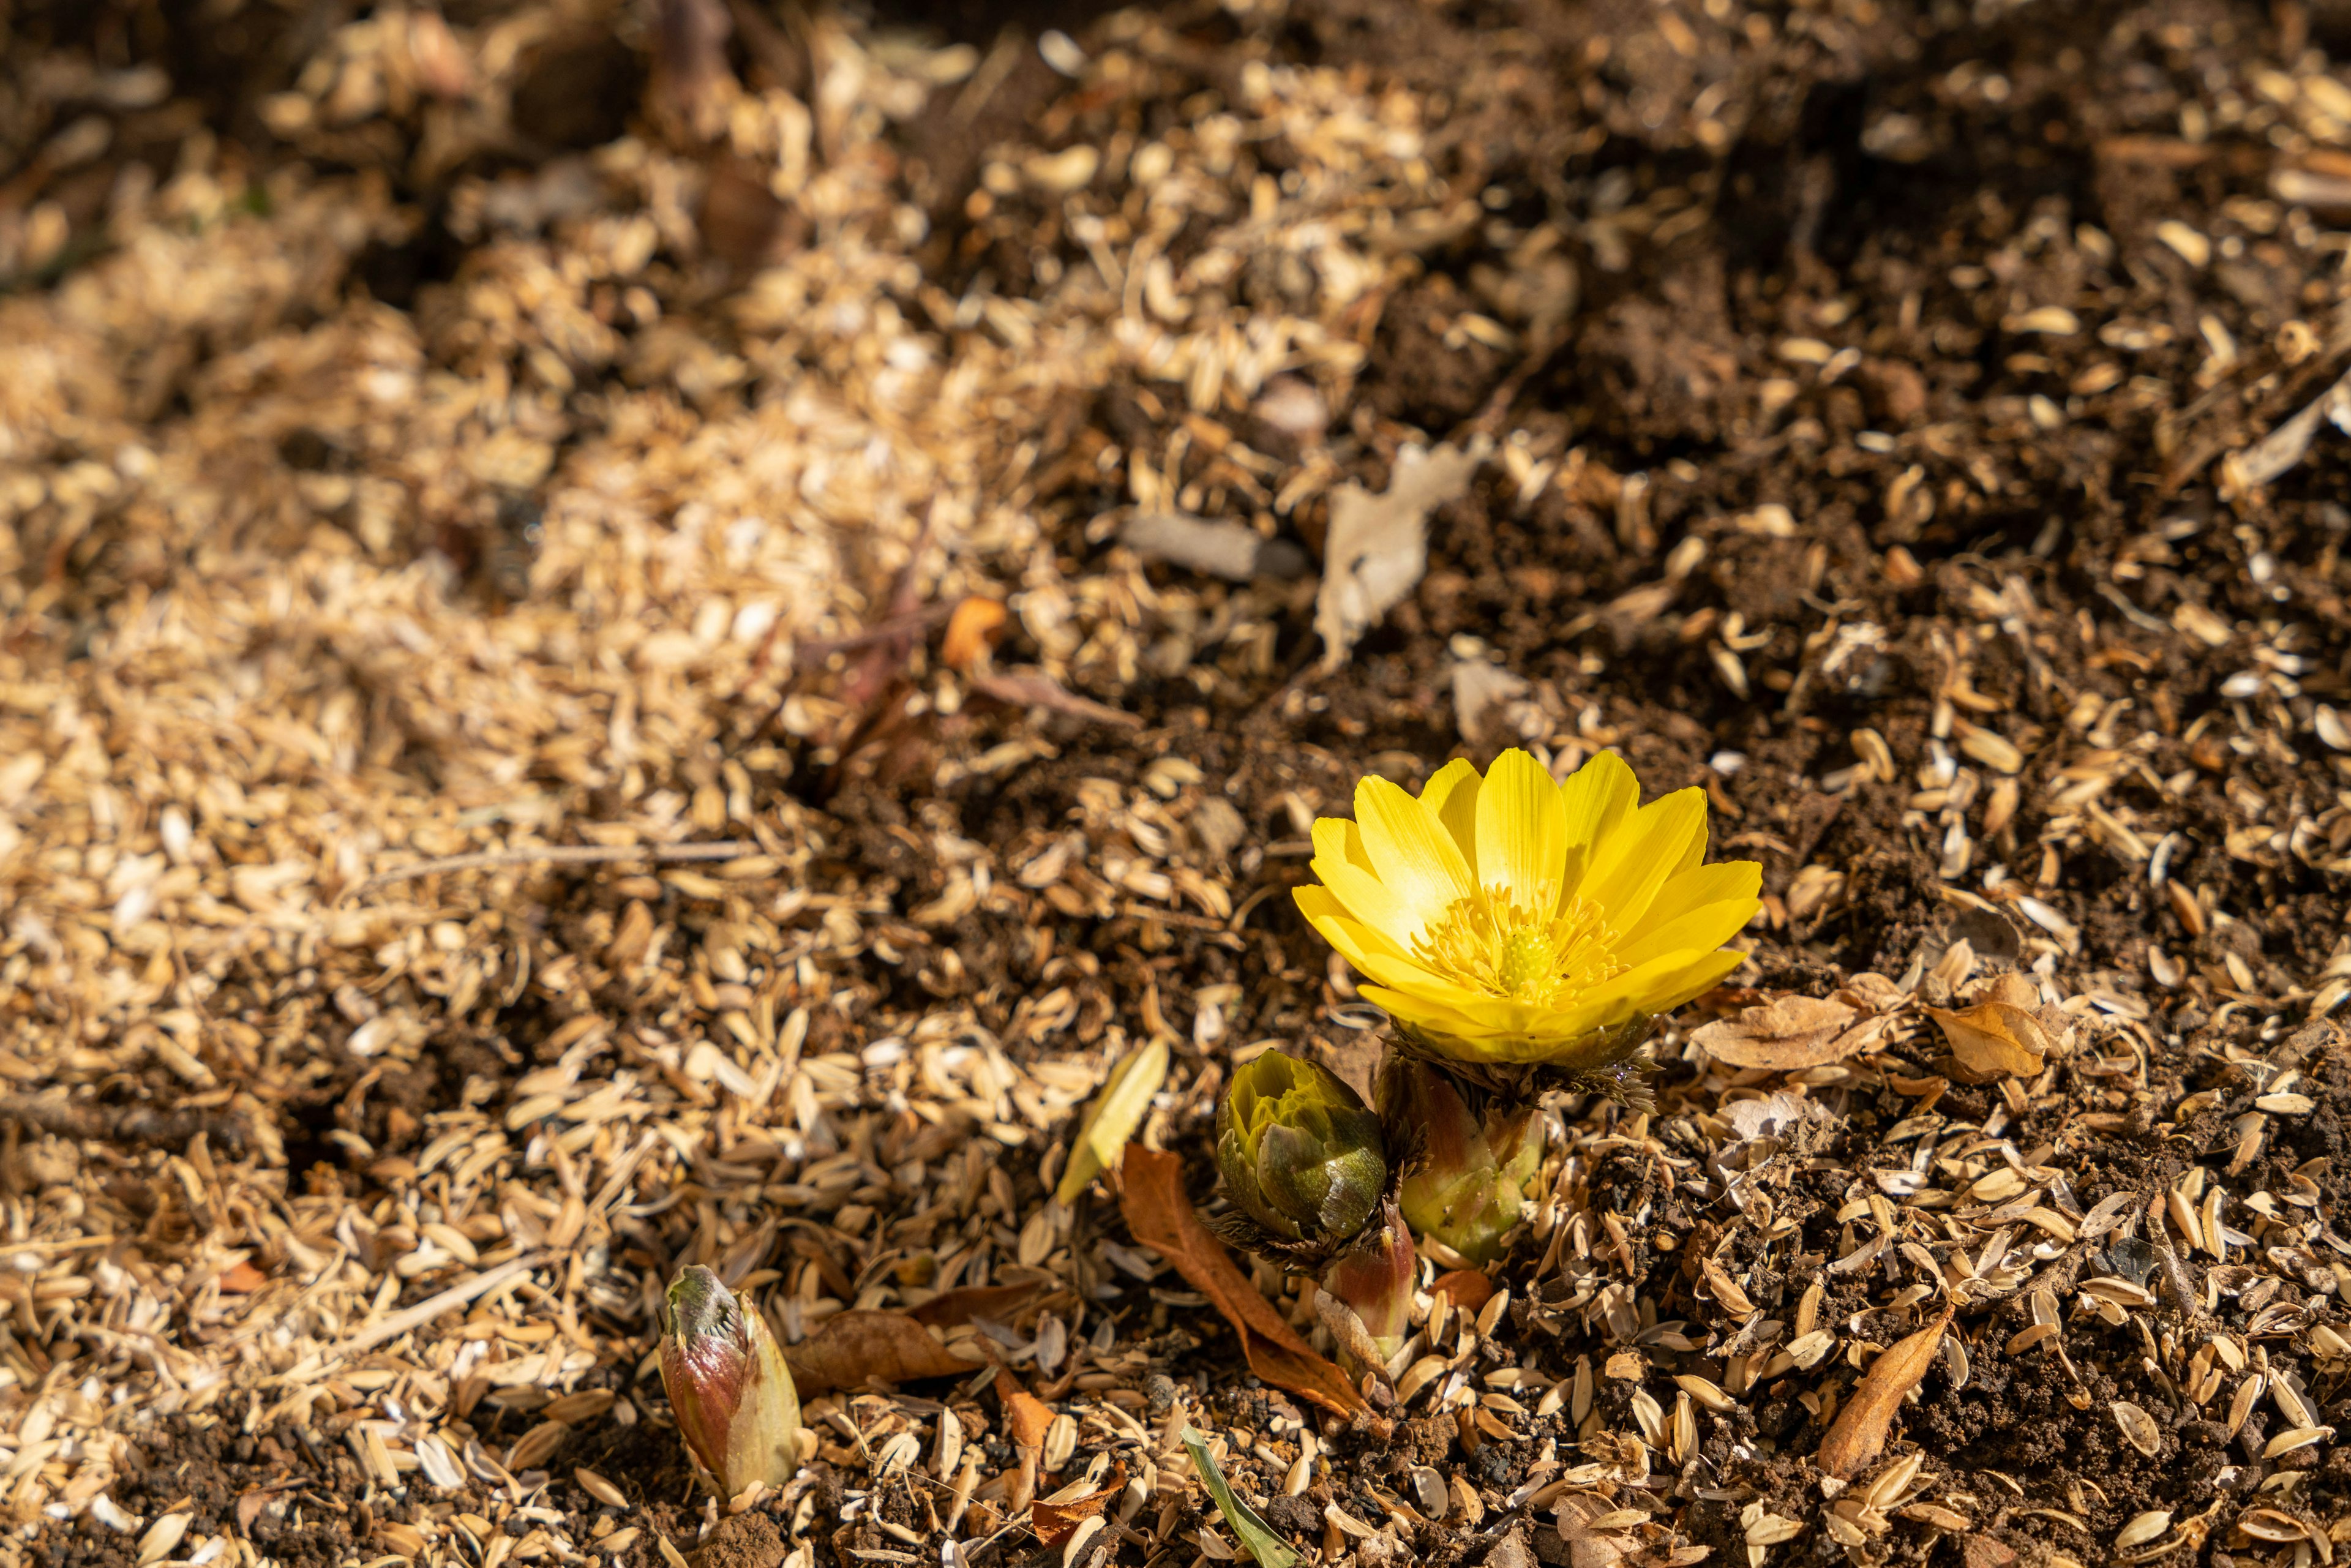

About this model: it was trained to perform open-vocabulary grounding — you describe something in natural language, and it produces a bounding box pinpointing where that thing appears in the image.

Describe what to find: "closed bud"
[1215,1051,1386,1248]
[659,1266,801,1498]
[1381,1059,1540,1266]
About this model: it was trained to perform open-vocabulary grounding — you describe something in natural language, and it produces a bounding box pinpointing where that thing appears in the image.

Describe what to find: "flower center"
[1412,888,1626,1009]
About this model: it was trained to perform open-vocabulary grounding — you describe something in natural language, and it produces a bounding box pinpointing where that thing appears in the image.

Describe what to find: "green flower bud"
[659,1266,801,1498]
[1215,1051,1386,1247]
[1381,1059,1541,1266]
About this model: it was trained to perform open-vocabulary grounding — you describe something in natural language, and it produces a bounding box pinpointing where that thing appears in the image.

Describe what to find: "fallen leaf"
[1837,972,1909,1011]
[994,1367,1054,1450]
[1056,1036,1169,1205]
[783,1310,984,1394]
[1972,972,2077,1057]
[1924,1002,2048,1082]
[967,668,1139,729]
[1032,1464,1125,1547]
[1120,1149,1367,1418]
[1182,1427,1300,1568]
[940,596,1009,673]
[218,1261,268,1294]
[1430,1270,1494,1315]
[1314,438,1489,671]
[1817,1310,1951,1479]
[910,1281,1049,1328]
[1690,994,1864,1070]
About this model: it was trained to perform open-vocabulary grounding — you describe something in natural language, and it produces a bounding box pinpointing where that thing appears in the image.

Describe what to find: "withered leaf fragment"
[782,1309,983,1394]
[1817,1310,1951,1479]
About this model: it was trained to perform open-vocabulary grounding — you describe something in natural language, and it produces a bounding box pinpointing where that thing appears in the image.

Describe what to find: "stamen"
[1411,887,1625,1010]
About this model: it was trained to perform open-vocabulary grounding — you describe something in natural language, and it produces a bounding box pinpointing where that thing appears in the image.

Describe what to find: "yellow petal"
[1556,751,1638,853]
[1582,787,1707,930]
[1670,798,1710,874]
[1475,748,1565,912]
[1354,775,1474,927]
[1642,947,1749,1011]
[1420,758,1483,873]
[1312,816,1378,876]
[1629,860,1763,938]
[1359,985,1513,1049]
[1295,891,1490,1007]
[1583,945,1748,1020]
[1612,898,1760,970]
[1554,751,1638,902]
[1303,852,1420,947]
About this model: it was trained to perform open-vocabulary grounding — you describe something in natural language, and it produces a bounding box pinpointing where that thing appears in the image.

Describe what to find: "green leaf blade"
[1181,1426,1300,1568]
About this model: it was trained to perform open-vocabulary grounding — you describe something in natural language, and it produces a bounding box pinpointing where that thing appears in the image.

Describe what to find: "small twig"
[349,839,765,897]
[335,1253,547,1358]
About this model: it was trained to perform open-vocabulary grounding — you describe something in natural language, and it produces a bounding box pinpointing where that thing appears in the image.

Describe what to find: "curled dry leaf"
[994,1367,1055,1451]
[1690,994,1865,1070]
[1816,1310,1951,1479]
[1119,1148,1367,1418]
[909,1281,1050,1328]
[1924,1000,2050,1081]
[782,1310,984,1394]
[1055,1036,1169,1204]
[1314,438,1489,671]
[1032,1464,1125,1547]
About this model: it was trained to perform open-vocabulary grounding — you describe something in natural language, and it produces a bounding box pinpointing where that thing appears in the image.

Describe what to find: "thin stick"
[350,839,767,896]
[337,1253,547,1357]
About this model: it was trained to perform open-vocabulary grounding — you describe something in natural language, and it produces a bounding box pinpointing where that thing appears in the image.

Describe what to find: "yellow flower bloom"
[1295,749,1761,1070]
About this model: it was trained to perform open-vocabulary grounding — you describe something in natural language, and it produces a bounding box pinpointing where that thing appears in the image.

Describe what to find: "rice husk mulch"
[3,2,2350,1567]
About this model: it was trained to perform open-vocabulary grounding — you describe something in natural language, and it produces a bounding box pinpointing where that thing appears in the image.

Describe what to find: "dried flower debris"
[5,0,2351,1566]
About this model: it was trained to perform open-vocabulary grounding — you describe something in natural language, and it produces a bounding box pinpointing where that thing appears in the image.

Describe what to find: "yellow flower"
[1295,749,1760,1070]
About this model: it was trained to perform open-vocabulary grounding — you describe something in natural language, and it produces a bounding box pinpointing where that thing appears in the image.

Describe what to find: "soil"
[7,0,2351,1561]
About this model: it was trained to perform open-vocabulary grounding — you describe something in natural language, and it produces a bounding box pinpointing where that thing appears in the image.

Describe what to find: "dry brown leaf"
[909,1281,1049,1329]
[1690,994,1865,1070]
[783,1310,984,1394]
[1032,1464,1125,1547]
[994,1366,1055,1450]
[1924,1001,2048,1082]
[940,596,1009,673]
[1817,1310,1951,1479]
[1974,972,2077,1057]
[1314,438,1489,671]
[1119,1147,1368,1419]
[1837,972,1908,1011]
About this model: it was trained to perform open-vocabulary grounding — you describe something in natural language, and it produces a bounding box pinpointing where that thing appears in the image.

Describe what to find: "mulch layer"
[2,0,2350,1566]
